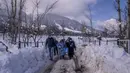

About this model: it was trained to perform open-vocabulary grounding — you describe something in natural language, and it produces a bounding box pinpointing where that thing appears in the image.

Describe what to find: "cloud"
[0,0,96,24]
[25,0,96,23]
[96,18,119,31]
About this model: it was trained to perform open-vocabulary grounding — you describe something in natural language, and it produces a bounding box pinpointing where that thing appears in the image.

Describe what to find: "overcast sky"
[25,0,97,23]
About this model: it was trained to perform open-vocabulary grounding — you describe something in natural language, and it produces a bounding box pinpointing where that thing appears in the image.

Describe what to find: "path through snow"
[36,56,59,73]
[50,59,76,73]
[49,42,130,73]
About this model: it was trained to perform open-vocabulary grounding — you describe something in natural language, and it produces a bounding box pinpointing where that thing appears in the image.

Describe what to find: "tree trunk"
[128,0,130,39]
[117,0,122,39]
[10,0,18,44]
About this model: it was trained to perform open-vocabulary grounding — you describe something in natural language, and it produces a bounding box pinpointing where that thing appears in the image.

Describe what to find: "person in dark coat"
[54,38,58,55]
[66,37,76,59]
[45,36,56,60]
[97,36,102,46]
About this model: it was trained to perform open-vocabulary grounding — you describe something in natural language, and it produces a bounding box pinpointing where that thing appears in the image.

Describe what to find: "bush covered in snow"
[77,42,130,73]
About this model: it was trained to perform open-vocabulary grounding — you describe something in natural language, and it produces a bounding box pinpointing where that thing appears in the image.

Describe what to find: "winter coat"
[57,40,68,56]
[97,36,102,40]
[45,37,56,48]
[66,39,76,54]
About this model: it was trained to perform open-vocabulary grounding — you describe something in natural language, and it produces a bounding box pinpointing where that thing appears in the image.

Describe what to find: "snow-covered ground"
[0,41,51,73]
[50,38,130,73]
[0,36,130,73]
[75,41,130,73]
[0,36,80,73]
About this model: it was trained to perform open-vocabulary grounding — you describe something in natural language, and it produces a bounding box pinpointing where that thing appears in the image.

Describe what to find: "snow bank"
[77,42,130,73]
[0,46,49,73]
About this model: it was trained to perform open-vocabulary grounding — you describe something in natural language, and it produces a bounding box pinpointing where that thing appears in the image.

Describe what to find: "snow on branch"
[0,41,11,53]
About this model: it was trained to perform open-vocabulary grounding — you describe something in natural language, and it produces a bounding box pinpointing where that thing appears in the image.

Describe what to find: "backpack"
[57,41,68,56]
[64,47,68,54]
[69,40,74,48]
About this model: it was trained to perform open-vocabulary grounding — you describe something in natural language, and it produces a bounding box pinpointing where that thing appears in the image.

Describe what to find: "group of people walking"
[45,36,76,61]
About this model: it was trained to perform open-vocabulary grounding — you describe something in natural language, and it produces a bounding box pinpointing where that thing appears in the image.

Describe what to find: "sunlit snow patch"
[54,21,63,30]
[64,27,81,33]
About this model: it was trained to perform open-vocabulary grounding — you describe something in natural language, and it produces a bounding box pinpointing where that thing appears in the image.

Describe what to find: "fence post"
[128,40,130,54]
[117,39,119,46]
[94,40,96,45]
[37,41,39,47]
[42,42,44,45]
[24,42,26,47]
[18,41,21,49]
[30,42,32,46]
[27,41,29,47]
[89,38,90,43]
[99,40,101,46]
[106,40,108,45]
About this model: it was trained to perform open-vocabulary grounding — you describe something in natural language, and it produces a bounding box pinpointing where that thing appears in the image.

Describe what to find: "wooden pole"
[127,0,130,53]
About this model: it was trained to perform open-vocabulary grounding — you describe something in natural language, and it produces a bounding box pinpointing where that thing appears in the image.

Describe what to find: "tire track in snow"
[36,57,58,73]
[50,59,76,73]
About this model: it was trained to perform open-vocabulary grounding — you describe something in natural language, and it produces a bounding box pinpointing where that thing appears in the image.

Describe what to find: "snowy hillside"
[0,8,103,35]
[54,21,63,30]
[42,14,83,31]
[64,27,81,33]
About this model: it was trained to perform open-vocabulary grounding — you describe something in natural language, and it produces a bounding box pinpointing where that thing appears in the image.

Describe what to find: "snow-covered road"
[36,56,59,73]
